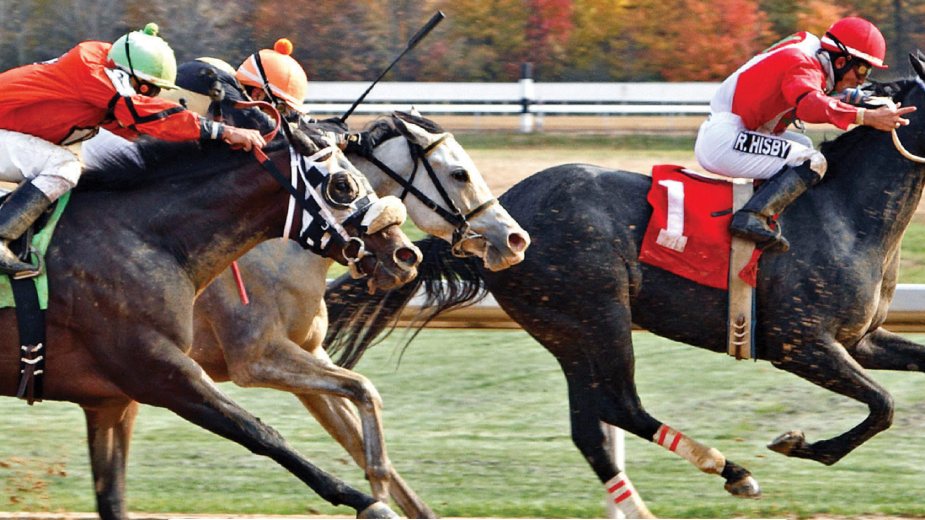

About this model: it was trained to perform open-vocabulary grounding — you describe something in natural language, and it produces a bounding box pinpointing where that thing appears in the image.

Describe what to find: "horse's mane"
[76,135,286,192]
[363,111,447,147]
[77,107,325,192]
[324,236,485,369]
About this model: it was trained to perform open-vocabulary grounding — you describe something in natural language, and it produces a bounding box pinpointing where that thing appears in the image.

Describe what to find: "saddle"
[638,165,761,359]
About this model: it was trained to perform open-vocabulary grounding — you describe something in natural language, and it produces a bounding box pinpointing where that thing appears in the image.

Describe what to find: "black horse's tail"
[324,236,488,368]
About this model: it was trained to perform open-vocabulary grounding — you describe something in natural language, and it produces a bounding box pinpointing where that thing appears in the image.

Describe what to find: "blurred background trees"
[2,0,925,81]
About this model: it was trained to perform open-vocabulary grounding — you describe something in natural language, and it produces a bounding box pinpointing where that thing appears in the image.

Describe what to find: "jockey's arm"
[104,94,265,150]
[793,89,916,131]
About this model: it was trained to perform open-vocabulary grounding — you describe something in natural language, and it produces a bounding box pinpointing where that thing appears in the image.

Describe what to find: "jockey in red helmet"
[0,24,267,278]
[695,16,916,252]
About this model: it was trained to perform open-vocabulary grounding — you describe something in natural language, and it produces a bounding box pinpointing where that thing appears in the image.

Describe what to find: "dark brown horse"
[323,56,925,517]
[0,118,418,519]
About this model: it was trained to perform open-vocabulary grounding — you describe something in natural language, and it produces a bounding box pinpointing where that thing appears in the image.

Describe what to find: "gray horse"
[322,55,925,517]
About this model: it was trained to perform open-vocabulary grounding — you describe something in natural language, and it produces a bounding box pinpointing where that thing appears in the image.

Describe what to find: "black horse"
[323,56,925,514]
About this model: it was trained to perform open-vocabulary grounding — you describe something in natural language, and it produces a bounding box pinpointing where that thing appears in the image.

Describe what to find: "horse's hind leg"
[768,336,894,465]
[298,393,437,518]
[83,400,138,520]
[103,349,396,519]
[848,328,925,371]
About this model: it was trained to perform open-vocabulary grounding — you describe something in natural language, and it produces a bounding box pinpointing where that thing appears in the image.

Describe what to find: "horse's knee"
[345,375,383,412]
[870,391,895,430]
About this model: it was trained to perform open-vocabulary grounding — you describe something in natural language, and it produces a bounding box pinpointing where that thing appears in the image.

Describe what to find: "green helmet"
[108,23,178,90]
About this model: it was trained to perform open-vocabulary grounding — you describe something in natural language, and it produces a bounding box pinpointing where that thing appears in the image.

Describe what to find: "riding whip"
[340,11,446,122]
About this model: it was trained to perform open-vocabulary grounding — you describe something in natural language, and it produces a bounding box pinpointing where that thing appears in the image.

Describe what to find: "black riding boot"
[0,182,53,277]
[729,161,821,252]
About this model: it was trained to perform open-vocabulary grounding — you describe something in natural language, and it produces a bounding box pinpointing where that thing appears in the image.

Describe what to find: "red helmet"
[821,17,887,69]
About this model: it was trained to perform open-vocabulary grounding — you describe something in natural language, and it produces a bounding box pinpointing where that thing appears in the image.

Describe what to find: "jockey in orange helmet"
[695,16,916,252]
[232,39,362,151]
[236,38,309,118]
[0,23,267,277]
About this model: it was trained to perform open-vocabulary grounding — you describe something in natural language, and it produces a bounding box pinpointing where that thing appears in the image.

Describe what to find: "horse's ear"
[391,113,437,147]
[409,106,422,118]
[910,51,925,80]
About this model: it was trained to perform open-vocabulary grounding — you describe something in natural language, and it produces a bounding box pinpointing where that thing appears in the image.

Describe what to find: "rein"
[892,129,925,163]
[359,132,498,257]
[870,90,925,163]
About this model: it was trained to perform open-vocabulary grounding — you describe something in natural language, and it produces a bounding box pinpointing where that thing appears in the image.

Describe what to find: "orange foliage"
[796,0,851,37]
[632,0,774,81]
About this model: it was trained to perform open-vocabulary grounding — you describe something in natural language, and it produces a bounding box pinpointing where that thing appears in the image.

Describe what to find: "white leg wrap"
[653,424,726,475]
[605,472,654,519]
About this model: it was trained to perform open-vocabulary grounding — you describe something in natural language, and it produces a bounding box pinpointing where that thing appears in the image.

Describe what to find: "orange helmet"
[821,17,887,69]
[236,38,309,112]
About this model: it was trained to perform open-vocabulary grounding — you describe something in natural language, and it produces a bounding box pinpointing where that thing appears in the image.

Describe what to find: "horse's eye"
[451,169,470,183]
[327,173,359,205]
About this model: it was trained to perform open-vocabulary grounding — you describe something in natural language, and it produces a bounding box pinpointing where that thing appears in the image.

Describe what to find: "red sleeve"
[793,90,858,130]
[781,60,857,129]
[108,95,204,142]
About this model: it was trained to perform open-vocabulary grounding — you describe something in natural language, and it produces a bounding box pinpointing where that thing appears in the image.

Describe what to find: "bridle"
[237,103,376,274]
[357,131,498,257]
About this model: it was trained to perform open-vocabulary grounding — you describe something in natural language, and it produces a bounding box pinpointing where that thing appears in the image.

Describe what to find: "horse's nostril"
[509,232,529,253]
[395,246,421,267]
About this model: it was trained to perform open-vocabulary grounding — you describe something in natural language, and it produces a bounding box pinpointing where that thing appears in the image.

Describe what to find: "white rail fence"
[397,284,925,332]
[306,81,720,131]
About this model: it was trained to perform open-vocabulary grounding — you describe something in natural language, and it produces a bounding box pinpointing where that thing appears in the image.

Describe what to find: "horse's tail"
[324,236,487,368]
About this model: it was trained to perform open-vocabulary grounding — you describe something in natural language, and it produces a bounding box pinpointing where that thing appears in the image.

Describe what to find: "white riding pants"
[694,112,827,179]
[81,129,140,171]
[0,129,82,200]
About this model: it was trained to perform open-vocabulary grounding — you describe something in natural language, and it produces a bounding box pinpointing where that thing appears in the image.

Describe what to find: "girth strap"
[11,276,45,404]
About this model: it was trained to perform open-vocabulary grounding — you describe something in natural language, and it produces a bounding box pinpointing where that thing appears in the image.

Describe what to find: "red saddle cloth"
[638,165,760,290]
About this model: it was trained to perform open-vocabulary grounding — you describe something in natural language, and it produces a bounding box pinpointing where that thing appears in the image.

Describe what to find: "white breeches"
[81,128,140,171]
[694,112,827,179]
[0,129,82,200]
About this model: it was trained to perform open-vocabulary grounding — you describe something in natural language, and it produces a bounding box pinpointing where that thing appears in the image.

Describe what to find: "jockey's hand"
[221,125,266,152]
[862,103,917,132]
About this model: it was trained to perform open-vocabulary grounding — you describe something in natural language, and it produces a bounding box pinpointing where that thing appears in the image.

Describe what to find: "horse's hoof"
[767,430,807,456]
[724,475,761,498]
[357,501,399,519]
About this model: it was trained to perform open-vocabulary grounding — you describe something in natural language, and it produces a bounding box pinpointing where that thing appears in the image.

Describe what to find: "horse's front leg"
[94,337,395,519]
[83,400,138,520]
[768,335,894,465]
[848,327,925,371]
[224,337,394,505]
[299,392,437,518]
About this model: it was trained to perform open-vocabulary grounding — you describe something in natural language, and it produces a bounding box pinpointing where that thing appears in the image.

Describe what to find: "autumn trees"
[1,0,925,82]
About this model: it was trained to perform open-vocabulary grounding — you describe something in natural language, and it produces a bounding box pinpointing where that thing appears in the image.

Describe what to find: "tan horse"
[189,111,529,517]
